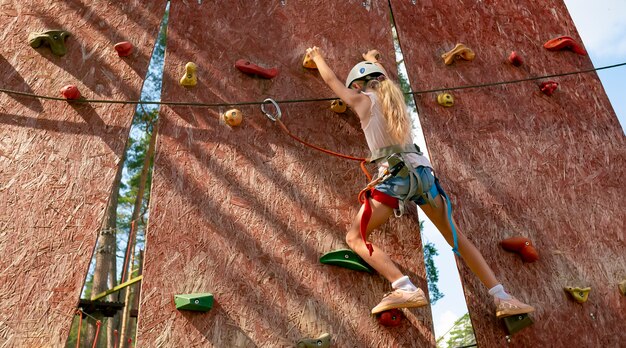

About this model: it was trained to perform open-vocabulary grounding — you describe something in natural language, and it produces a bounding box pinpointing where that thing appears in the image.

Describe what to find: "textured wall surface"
[390,0,626,347]
[136,1,435,347]
[0,1,165,346]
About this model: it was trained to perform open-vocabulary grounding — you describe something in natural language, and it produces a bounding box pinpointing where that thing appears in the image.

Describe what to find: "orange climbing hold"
[442,43,475,65]
[303,53,317,69]
[330,99,346,113]
[500,237,539,262]
[60,85,81,100]
[223,109,243,127]
[543,36,587,55]
[180,62,197,87]
[114,41,133,57]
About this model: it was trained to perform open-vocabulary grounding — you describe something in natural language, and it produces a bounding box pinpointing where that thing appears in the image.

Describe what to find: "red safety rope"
[91,320,102,348]
[75,310,83,348]
[275,119,372,182]
[114,330,119,348]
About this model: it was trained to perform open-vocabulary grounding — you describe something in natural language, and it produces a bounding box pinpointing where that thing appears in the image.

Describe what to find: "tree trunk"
[85,152,125,348]
[119,122,158,346]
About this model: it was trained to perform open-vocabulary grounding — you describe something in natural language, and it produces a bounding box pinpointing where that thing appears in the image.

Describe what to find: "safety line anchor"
[261,98,281,121]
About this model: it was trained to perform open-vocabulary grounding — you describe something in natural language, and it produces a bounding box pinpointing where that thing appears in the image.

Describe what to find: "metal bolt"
[590,312,595,319]
[505,335,511,343]
[344,254,349,259]
[194,299,199,304]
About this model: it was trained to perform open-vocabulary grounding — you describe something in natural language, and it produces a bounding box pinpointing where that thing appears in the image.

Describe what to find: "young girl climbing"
[305,46,534,318]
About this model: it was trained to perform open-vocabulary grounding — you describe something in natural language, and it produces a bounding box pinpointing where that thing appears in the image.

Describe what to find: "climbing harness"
[262,99,460,257]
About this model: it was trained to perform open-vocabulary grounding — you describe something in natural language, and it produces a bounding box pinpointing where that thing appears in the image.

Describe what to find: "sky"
[416,0,626,343]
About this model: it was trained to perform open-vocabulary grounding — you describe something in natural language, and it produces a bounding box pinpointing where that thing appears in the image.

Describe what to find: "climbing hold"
[60,85,81,100]
[502,314,534,335]
[564,287,591,303]
[302,53,317,69]
[180,62,197,87]
[28,30,71,57]
[508,51,523,67]
[114,41,133,57]
[377,308,403,327]
[500,237,539,263]
[330,99,346,113]
[441,43,475,65]
[618,280,626,296]
[437,93,454,107]
[235,59,279,79]
[223,109,243,127]
[539,81,559,96]
[296,333,331,348]
[319,249,373,273]
[174,293,214,311]
[543,36,587,55]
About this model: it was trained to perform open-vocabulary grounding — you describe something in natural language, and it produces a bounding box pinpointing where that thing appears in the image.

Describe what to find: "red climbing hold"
[539,81,559,96]
[235,59,279,79]
[500,237,539,263]
[114,41,133,57]
[543,36,587,55]
[508,51,523,67]
[60,85,81,100]
[377,308,403,327]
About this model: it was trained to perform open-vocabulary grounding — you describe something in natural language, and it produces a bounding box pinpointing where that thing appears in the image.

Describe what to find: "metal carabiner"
[261,98,282,122]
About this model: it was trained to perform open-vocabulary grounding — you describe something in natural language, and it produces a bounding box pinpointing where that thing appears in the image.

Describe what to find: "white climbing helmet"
[345,61,386,88]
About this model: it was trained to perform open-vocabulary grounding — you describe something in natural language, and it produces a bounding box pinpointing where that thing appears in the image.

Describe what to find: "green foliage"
[423,241,444,304]
[440,313,476,348]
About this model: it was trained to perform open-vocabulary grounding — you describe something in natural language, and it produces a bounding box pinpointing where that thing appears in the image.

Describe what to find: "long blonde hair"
[368,78,411,143]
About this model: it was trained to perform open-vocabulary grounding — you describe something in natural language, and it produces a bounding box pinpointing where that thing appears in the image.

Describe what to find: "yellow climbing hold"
[564,286,591,303]
[437,93,454,107]
[180,62,197,87]
[223,109,243,127]
[619,279,626,296]
[303,53,317,69]
[330,99,346,113]
[442,43,475,65]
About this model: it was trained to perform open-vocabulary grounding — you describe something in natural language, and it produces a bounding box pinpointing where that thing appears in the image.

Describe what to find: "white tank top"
[360,92,432,174]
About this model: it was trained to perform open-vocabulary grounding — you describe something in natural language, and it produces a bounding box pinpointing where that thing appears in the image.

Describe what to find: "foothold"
[303,53,317,69]
[296,333,331,348]
[319,249,374,273]
[377,308,403,327]
[543,36,587,55]
[508,51,523,66]
[500,237,539,262]
[180,62,197,87]
[60,85,81,100]
[114,41,133,57]
[235,59,279,79]
[502,313,534,335]
[619,279,626,296]
[437,93,454,107]
[174,293,214,311]
[223,108,243,127]
[28,30,71,57]
[564,286,591,303]
[539,81,559,96]
[330,99,346,113]
[441,43,475,65]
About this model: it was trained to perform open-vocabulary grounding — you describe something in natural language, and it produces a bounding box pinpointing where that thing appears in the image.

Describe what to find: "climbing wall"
[0,1,165,346]
[390,0,626,346]
[137,1,435,347]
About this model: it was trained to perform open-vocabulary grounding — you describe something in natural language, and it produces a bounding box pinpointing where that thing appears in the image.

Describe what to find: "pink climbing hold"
[114,41,133,57]
[539,81,558,96]
[60,85,81,100]
[543,36,587,55]
[508,51,523,67]
[235,59,279,79]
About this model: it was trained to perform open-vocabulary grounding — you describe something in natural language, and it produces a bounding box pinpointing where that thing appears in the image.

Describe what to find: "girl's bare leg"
[345,198,405,283]
[419,194,499,289]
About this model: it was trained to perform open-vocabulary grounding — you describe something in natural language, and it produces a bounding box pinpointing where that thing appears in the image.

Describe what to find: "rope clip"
[261,98,281,122]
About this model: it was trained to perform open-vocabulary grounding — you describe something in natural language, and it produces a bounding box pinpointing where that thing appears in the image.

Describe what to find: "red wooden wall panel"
[391,0,626,346]
[0,1,165,346]
[137,1,435,347]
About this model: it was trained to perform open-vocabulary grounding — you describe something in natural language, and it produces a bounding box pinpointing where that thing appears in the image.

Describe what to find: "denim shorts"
[374,166,446,205]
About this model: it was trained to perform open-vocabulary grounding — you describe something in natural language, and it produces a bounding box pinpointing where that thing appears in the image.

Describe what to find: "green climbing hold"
[174,293,214,312]
[297,332,331,348]
[28,30,71,57]
[319,249,374,273]
[502,313,533,335]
